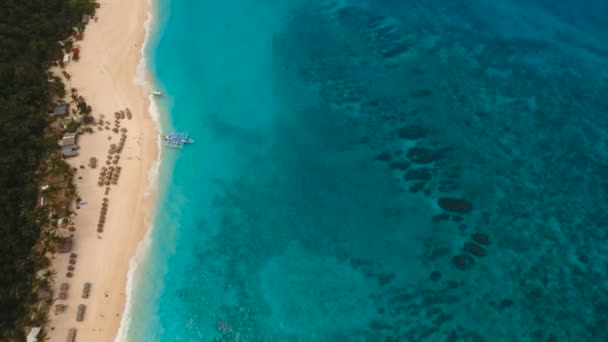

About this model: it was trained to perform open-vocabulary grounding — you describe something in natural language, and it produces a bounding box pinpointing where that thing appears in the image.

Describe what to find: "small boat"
[161,132,194,148]
[152,91,163,97]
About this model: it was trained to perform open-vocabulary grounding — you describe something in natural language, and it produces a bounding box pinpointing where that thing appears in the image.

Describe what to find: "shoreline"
[46,0,158,341]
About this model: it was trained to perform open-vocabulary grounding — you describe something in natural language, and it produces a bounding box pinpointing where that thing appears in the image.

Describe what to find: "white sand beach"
[46,0,156,341]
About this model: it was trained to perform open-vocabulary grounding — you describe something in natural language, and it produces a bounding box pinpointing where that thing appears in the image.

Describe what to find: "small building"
[61,145,78,158]
[51,104,69,117]
[26,327,41,342]
[81,14,90,24]
[62,53,70,64]
[59,133,77,147]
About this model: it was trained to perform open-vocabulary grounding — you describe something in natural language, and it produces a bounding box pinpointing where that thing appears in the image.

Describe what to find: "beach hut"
[50,104,70,117]
[26,327,41,342]
[59,132,77,147]
[62,53,71,64]
[81,14,90,24]
[61,145,79,158]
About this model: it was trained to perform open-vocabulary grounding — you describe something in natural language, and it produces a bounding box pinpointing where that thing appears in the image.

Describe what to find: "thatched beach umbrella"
[67,266,75,271]
[66,272,73,278]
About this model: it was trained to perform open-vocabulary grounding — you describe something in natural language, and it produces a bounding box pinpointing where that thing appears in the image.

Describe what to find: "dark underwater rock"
[410,89,433,98]
[499,299,515,309]
[407,147,440,164]
[375,152,391,161]
[438,197,472,214]
[388,161,410,170]
[404,168,432,181]
[409,181,426,193]
[378,272,396,286]
[397,125,427,140]
[430,270,442,282]
[463,242,486,257]
[369,320,392,331]
[452,254,475,270]
[471,233,490,245]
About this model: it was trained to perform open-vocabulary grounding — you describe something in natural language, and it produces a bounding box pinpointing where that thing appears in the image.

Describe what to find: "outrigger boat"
[161,132,194,148]
[152,91,163,97]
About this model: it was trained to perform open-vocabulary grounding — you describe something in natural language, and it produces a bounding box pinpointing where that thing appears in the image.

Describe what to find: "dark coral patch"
[429,270,442,282]
[403,168,432,181]
[388,161,410,170]
[409,89,433,98]
[397,125,427,140]
[375,152,391,161]
[463,242,486,257]
[471,233,490,245]
[407,147,440,164]
[409,181,426,193]
[438,197,472,214]
[452,254,475,270]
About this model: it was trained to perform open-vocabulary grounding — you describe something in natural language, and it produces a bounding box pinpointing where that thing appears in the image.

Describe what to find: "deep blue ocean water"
[125,0,608,341]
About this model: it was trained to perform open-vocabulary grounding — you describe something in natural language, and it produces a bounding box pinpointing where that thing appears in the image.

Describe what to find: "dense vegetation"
[0,0,95,339]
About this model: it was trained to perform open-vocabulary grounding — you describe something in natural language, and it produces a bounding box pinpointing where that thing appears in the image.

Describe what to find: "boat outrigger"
[161,132,194,148]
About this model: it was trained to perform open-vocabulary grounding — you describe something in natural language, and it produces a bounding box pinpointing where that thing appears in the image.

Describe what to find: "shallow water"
[126,0,608,340]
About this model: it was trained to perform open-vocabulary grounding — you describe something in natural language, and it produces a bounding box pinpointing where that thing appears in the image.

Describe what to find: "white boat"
[161,132,194,148]
[152,91,163,97]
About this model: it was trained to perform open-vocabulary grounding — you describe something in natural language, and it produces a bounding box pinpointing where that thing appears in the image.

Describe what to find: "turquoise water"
[126,0,608,341]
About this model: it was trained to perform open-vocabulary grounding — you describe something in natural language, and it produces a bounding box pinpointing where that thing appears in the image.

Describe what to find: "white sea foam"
[115,0,162,340]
